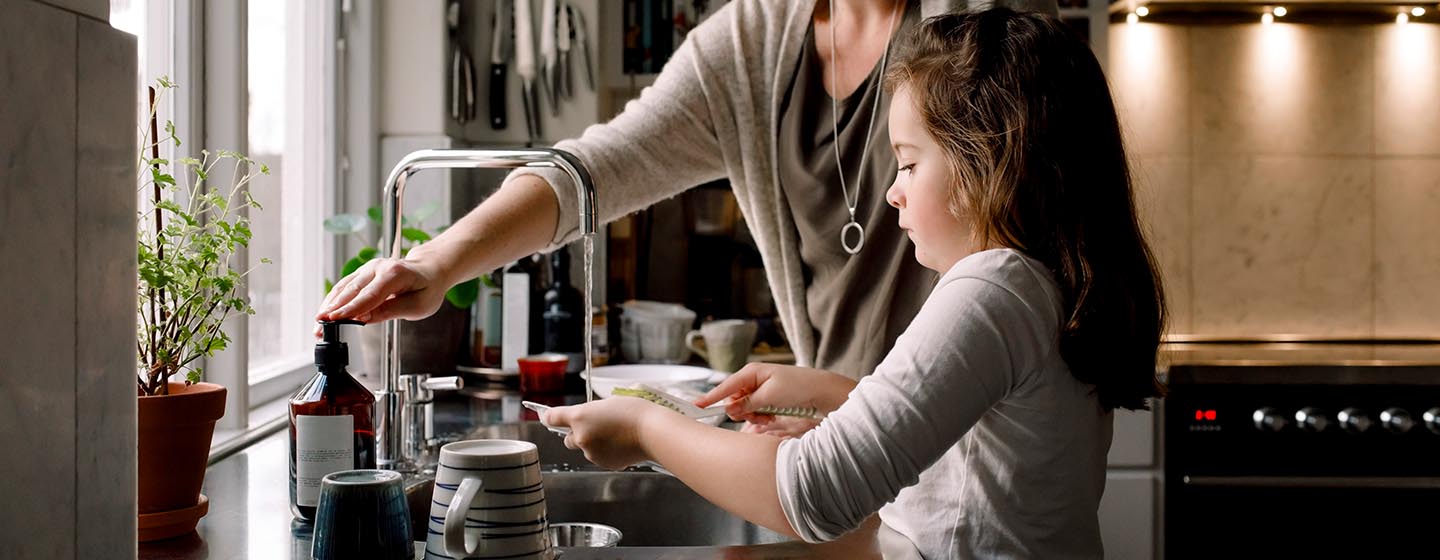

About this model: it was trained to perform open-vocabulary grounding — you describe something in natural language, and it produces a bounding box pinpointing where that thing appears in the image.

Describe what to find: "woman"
[318,0,1058,387]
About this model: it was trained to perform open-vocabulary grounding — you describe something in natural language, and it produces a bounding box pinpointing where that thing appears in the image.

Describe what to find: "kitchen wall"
[1110,21,1440,338]
[0,0,138,558]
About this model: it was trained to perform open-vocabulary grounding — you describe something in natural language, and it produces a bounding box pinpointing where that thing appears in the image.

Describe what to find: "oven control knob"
[1294,407,1328,432]
[1380,408,1414,433]
[1252,407,1288,432]
[1337,408,1372,434]
[1425,408,1440,435]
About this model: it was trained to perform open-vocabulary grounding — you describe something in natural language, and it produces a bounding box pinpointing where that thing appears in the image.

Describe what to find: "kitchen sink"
[403,422,790,547]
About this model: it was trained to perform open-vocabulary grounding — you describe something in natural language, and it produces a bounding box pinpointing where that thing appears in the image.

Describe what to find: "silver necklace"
[829,0,900,255]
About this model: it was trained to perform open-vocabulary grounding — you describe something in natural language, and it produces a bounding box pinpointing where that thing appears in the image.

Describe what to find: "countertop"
[1159,340,1440,368]
[139,381,910,560]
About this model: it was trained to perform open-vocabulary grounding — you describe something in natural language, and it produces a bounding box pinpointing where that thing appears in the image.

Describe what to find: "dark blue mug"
[312,469,413,560]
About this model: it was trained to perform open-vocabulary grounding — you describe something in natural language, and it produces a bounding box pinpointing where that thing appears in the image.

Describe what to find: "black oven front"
[1165,365,1440,558]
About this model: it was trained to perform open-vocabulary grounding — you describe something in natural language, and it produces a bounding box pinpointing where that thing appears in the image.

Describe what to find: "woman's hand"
[543,398,668,470]
[314,256,449,333]
[695,363,858,429]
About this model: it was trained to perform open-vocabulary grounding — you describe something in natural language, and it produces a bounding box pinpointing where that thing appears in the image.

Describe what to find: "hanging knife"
[515,0,542,143]
[488,0,508,129]
[539,0,558,116]
[557,2,572,101]
[571,4,594,92]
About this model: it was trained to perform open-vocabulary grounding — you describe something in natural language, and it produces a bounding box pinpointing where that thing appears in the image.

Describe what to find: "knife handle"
[489,62,508,130]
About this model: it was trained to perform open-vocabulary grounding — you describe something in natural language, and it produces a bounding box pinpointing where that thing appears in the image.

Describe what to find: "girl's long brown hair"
[888,8,1166,410]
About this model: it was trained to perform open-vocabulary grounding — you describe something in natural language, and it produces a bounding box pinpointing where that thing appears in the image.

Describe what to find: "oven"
[1165,362,1440,558]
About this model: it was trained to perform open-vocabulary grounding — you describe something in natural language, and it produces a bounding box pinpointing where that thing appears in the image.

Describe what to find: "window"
[245,0,336,405]
[112,0,342,447]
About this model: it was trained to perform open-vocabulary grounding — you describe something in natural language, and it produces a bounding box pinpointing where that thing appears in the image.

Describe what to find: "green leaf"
[324,279,334,294]
[367,207,382,225]
[323,214,369,234]
[340,255,370,278]
[186,369,201,384]
[151,169,176,185]
[401,227,431,244]
[260,257,273,264]
[357,246,379,261]
[446,278,480,309]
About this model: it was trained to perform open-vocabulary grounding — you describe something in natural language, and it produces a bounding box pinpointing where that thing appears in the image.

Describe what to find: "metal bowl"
[549,522,622,548]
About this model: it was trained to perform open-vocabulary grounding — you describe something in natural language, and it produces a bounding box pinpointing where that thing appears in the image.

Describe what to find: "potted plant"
[324,206,488,383]
[135,78,269,541]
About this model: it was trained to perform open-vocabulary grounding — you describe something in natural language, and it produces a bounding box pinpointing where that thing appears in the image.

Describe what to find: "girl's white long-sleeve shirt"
[775,249,1113,559]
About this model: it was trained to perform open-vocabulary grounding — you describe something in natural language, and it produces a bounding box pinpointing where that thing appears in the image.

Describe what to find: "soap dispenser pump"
[289,319,377,521]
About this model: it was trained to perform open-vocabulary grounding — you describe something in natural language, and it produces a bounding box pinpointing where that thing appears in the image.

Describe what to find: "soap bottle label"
[294,414,354,507]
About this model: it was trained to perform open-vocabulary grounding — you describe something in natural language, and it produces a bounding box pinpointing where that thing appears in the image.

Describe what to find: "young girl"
[546,8,1166,558]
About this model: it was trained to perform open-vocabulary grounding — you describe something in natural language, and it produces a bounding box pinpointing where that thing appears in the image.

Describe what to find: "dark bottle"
[289,319,377,521]
[543,249,585,372]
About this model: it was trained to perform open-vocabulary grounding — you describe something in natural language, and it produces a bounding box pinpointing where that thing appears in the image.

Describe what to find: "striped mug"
[424,440,552,560]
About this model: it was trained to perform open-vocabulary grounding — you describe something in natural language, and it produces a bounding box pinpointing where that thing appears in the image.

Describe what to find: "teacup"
[424,440,551,560]
[312,469,412,560]
[685,319,758,373]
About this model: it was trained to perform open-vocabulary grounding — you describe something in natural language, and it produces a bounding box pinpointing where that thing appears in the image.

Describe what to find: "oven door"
[1166,476,1440,558]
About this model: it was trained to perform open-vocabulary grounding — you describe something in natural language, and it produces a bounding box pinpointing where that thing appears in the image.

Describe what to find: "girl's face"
[886,86,984,272]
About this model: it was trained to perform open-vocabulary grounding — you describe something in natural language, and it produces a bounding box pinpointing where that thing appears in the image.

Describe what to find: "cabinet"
[1099,406,1161,559]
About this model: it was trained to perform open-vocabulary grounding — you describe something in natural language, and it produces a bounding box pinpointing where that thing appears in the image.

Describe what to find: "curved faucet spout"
[376,148,597,470]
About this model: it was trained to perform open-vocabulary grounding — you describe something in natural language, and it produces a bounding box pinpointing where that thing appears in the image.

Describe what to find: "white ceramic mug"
[424,440,551,560]
[684,319,758,373]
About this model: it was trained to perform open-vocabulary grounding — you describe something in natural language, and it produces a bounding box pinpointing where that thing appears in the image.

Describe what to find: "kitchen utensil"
[618,301,697,363]
[514,0,542,142]
[579,363,714,400]
[539,0,558,116]
[447,1,476,125]
[488,0,509,129]
[548,522,622,547]
[685,319,758,373]
[425,440,552,560]
[518,353,568,394]
[311,470,412,560]
[556,2,572,101]
[570,3,594,91]
[612,384,728,419]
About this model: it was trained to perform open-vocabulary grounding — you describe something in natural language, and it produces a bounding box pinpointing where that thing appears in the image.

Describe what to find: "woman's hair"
[886,8,1167,411]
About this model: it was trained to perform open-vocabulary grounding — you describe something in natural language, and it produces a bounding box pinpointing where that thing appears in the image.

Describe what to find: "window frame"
[134,0,345,449]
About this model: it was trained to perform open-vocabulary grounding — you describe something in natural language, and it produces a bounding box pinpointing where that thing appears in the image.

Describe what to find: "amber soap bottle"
[289,319,377,521]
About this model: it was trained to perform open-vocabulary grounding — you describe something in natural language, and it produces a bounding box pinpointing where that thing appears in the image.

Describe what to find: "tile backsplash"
[1110,22,1440,338]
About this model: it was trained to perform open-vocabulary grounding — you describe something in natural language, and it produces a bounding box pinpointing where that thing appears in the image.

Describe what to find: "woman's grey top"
[777,1,937,378]
[508,0,1057,370]
[776,249,1113,559]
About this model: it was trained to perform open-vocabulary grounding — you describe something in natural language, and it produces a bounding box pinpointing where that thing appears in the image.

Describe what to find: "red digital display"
[1194,409,1218,421]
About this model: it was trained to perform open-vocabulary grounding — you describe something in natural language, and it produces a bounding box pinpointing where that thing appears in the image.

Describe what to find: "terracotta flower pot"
[137,382,227,541]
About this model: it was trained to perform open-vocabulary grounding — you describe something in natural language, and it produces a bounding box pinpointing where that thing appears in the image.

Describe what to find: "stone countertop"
[1160,340,1440,368]
[138,384,909,560]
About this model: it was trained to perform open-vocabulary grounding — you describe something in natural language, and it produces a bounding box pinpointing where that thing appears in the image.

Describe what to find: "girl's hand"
[740,416,822,439]
[315,256,448,334]
[695,363,858,426]
[543,398,666,470]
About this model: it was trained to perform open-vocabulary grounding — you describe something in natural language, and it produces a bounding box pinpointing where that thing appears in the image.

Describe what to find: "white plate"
[580,364,719,399]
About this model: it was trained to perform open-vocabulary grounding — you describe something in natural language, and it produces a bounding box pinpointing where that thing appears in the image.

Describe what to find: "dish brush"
[612,384,825,420]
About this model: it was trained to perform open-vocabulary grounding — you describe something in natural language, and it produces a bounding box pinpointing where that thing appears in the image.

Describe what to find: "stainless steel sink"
[404,422,790,547]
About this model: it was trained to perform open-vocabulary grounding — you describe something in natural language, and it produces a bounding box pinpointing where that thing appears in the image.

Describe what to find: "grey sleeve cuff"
[774,435,871,544]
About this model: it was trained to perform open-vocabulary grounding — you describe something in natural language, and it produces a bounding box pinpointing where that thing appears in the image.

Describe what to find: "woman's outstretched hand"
[314,257,449,335]
[695,363,858,436]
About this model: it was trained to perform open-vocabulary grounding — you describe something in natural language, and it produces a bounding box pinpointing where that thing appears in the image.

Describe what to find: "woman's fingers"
[330,262,413,319]
[695,364,766,407]
[318,262,376,319]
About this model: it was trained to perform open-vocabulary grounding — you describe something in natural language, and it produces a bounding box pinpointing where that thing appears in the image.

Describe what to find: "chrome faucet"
[376,148,598,471]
